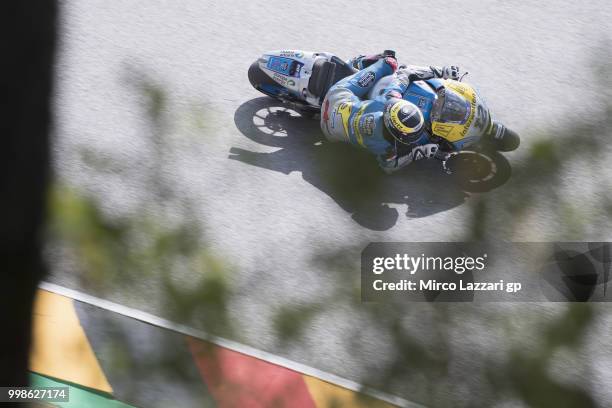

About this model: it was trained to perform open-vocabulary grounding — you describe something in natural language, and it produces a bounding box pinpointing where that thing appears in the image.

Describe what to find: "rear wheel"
[248,60,319,118]
[248,60,284,99]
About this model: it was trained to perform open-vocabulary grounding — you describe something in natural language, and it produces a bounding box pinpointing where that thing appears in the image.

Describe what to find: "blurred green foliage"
[46,56,612,408]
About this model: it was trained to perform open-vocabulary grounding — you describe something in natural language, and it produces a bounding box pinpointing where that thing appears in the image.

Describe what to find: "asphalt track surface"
[50,1,612,406]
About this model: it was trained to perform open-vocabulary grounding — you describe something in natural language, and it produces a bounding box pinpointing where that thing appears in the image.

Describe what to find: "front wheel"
[445,150,512,193]
[494,127,520,152]
[484,122,520,152]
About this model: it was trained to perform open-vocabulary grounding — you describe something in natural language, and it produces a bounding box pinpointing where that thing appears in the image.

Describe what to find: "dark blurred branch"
[0,2,56,387]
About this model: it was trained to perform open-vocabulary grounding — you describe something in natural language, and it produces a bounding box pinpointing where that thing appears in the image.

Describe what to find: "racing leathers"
[320,56,460,173]
[348,52,462,82]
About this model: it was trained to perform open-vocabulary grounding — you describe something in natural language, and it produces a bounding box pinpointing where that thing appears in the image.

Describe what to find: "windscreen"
[438,89,471,124]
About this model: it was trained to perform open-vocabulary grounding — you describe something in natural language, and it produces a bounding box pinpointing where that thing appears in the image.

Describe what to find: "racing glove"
[412,143,439,160]
[431,65,463,80]
[396,64,462,83]
[379,143,440,174]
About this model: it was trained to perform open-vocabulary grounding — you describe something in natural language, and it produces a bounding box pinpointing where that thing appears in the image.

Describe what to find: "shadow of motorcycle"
[230,97,512,230]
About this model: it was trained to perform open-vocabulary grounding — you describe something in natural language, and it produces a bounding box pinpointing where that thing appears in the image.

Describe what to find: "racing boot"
[348,50,396,70]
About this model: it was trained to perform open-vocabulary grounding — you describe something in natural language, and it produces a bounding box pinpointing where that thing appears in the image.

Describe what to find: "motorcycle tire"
[494,127,520,152]
[446,149,511,193]
[248,60,283,99]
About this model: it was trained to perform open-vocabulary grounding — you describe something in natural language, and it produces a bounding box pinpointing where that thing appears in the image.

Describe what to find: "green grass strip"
[30,372,136,408]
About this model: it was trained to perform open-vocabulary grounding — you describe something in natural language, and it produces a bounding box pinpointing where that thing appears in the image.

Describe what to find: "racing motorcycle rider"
[348,50,462,81]
[321,51,463,173]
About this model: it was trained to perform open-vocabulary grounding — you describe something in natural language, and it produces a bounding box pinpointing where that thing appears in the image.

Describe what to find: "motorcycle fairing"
[425,78,445,91]
[430,80,492,149]
[265,56,303,78]
[258,82,287,97]
[258,50,327,107]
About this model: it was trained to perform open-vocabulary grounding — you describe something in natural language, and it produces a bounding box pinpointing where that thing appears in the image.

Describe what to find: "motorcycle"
[247,49,519,186]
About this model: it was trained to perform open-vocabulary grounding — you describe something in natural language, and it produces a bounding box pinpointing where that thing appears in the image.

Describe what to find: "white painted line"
[39,281,424,408]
